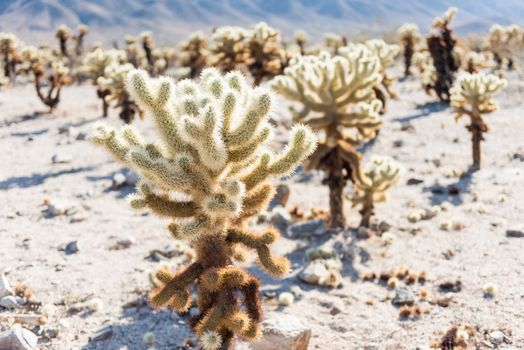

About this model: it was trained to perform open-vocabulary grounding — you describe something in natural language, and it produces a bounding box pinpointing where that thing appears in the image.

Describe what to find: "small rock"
[112,173,127,188]
[377,221,392,233]
[270,184,290,208]
[64,241,79,255]
[506,227,524,238]
[438,279,462,293]
[0,325,38,350]
[288,219,325,238]
[488,330,511,345]
[45,199,76,217]
[0,270,12,297]
[0,295,23,309]
[406,178,424,185]
[89,326,113,342]
[76,132,88,141]
[251,314,311,350]
[392,286,415,306]
[299,260,341,288]
[269,206,292,231]
[393,140,403,148]
[278,292,294,306]
[51,152,73,164]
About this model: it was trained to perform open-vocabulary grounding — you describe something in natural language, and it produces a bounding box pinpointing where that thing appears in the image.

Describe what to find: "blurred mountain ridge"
[2,0,524,44]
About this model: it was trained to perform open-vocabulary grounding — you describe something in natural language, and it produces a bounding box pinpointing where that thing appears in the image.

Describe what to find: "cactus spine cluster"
[450,72,506,169]
[397,23,420,77]
[91,68,317,349]
[351,156,403,227]
[426,7,459,102]
[271,47,382,229]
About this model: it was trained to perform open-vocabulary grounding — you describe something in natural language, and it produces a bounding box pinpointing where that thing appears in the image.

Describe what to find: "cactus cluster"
[0,32,22,85]
[177,31,210,79]
[55,24,89,59]
[96,63,144,123]
[426,7,459,102]
[397,23,420,77]
[271,47,387,228]
[91,68,317,349]
[450,72,506,169]
[208,26,248,72]
[82,48,127,116]
[488,24,523,70]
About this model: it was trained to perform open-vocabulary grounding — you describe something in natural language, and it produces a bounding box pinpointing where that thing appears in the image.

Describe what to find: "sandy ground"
[1,67,523,350]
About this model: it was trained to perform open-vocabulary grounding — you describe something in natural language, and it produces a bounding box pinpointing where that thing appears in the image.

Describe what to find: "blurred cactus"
[323,33,347,55]
[426,7,459,102]
[0,32,22,85]
[363,39,400,113]
[397,23,420,77]
[178,31,209,78]
[55,24,71,57]
[271,47,382,228]
[74,24,89,57]
[82,48,127,117]
[450,72,506,169]
[351,156,403,227]
[295,30,309,55]
[488,24,523,70]
[208,26,248,72]
[91,68,316,348]
[97,63,144,123]
[245,22,285,85]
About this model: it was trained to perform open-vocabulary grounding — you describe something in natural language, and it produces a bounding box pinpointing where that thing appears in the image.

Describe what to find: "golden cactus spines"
[450,72,506,169]
[271,46,382,229]
[351,156,403,227]
[91,68,317,349]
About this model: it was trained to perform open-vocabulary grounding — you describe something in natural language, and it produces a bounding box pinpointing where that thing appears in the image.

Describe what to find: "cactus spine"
[271,47,382,228]
[450,72,506,169]
[91,68,317,349]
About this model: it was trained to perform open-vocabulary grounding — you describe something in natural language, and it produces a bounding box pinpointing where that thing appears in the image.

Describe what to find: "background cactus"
[82,48,127,117]
[450,72,506,169]
[0,32,22,85]
[91,68,316,349]
[97,63,144,123]
[426,7,459,102]
[488,24,523,70]
[351,155,403,228]
[271,47,382,229]
[244,22,285,85]
[208,26,248,73]
[177,31,210,79]
[55,24,71,58]
[363,39,400,113]
[397,23,420,77]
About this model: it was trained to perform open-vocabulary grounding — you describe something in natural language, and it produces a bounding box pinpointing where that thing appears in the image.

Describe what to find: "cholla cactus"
[450,73,506,169]
[271,47,382,228]
[426,7,459,102]
[351,156,403,227]
[363,39,400,113]
[55,24,71,57]
[208,26,248,73]
[124,35,147,68]
[463,50,488,73]
[323,33,347,55]
[0,32,22,85]
[97,63,144,123]
[82,48,127,117]
[488,24,523,70]
[91,68,317,349]
[73,24,89,57]
[178,31,209,79]
[151,46,177,75]
[295,30,309,55]
[397,23,420,77]
[139,31,155,67]
[245,22,285,85]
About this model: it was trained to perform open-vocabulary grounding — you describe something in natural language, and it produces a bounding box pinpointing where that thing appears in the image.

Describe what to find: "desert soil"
[1,67,523,350]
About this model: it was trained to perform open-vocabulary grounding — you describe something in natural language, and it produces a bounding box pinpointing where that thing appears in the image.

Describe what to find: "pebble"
[64,241,79,255]
[251,314,311,350]
[0,295,24,309]
[89,326,113,342]
[278,292,294,306]
[45,199,76,217]
[270,184,290,208]
[506,227,524,238]
[0,325,38,350]
[392,286,415,306]
[268,206,292,230]
[299,260,341,288]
